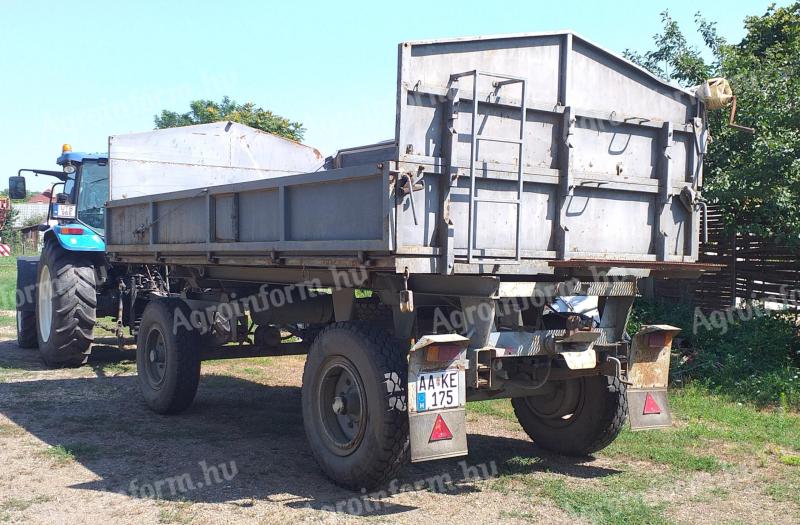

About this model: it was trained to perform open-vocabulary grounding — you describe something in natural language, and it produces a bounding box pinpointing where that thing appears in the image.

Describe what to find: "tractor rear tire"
[35,241,96,367]
[512,375,628,456]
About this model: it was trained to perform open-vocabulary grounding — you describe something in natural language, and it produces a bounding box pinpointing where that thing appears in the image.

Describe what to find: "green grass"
[468,399,517,420]
[93,361,136,375]
[42,445,76,464]
[473,385,800,524]
[779,454,800,466]
[0,314,14,328]
[41,443,99,464]
[630,299,800,409]
[0,495,51,512]
[157,501,193,524]
[0,256,17,311]
[689,486,731,503]
[764,475,800,507]
[535,477,669,525]
[0,365,29,383]
[469,384,799,473]
[492,467,671,525]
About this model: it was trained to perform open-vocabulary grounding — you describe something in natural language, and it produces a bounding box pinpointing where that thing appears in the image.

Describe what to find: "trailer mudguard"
[16,257,39,312]
[627,325,681,430]
[408,334,470,462]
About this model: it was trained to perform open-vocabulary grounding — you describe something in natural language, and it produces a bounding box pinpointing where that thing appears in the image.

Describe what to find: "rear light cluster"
[58,227,84,235]
[424,344,463,363]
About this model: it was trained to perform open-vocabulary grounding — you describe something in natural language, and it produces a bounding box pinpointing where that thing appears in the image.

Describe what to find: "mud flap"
[627,325,681,430]
[407,334,470,462]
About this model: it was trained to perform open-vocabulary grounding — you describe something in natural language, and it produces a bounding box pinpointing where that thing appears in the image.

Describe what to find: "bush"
[629,299,800,409]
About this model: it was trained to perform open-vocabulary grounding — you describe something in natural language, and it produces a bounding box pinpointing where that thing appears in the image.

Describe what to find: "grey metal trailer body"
[103,32,712,488]
[108,32,707,269]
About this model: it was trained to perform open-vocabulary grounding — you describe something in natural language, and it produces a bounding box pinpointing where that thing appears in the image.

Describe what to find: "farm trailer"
[37,32,717,489]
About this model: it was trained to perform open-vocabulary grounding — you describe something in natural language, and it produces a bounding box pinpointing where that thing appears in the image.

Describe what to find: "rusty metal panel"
[628,324,681,431]
[628,324,680,388]
[107,202,149,245]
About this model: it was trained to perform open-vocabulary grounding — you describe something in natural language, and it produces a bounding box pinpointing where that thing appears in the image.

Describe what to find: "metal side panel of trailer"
[106,31,707,276]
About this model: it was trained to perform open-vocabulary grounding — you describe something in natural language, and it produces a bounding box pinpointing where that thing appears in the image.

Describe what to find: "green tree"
[22,213,47,228]
[0,208,20,247]
[626,4,800,243]
[0,189,39,202]
[154,96,305,142]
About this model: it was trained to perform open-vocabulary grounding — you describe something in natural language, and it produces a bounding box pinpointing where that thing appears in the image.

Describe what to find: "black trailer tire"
[302,322,409,490]
[512,376,628,456]
[36,241,96,367]
[136,299,201,414]
[16,310,37,349]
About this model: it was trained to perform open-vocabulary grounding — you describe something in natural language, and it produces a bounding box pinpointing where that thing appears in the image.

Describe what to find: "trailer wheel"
[16,310,37,349]
[302,322,409,489]
[36,241,96,367]
[136,299,201,414]
[512,376,627,456]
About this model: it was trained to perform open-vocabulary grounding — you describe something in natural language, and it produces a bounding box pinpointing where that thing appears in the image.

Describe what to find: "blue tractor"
[11,144,116,366]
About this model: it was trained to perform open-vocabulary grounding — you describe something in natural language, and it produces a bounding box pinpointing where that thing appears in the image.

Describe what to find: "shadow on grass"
[0,339,618,517]
[0,337,136,373]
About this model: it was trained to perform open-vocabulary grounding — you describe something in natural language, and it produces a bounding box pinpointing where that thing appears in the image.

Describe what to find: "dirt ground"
[0,333,797,525]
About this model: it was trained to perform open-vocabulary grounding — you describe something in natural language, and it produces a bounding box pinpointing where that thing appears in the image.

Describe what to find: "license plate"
[52,204,76,218]
[415,370,460,412]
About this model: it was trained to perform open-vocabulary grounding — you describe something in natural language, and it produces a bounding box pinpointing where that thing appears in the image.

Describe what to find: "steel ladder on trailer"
[450,70,528,265]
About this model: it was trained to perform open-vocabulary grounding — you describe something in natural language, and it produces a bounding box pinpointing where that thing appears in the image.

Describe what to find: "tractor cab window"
[76,161,108,234]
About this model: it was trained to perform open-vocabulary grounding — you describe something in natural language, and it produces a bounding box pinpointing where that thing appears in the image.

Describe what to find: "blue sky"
[0,0,783,191]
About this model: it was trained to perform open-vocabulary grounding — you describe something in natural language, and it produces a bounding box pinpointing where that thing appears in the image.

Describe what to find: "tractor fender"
[44,224,105,252]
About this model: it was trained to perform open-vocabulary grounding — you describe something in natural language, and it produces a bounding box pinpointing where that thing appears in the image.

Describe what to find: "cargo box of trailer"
[106,32,708,273]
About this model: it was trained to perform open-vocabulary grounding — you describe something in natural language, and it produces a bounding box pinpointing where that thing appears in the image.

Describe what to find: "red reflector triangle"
[643,393,662,415]
[429,414,453,442]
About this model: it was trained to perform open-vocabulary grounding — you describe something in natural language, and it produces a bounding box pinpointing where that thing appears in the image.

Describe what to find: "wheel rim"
[37,265,52,343]
[143,326,168,388]
[524,378,583,427]
[316,356,367,456]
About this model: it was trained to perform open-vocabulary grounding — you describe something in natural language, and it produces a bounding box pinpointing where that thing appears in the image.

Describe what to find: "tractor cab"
[9,144,107,252]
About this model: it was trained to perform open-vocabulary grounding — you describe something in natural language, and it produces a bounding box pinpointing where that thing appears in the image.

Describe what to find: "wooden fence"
[691,205,799,311]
